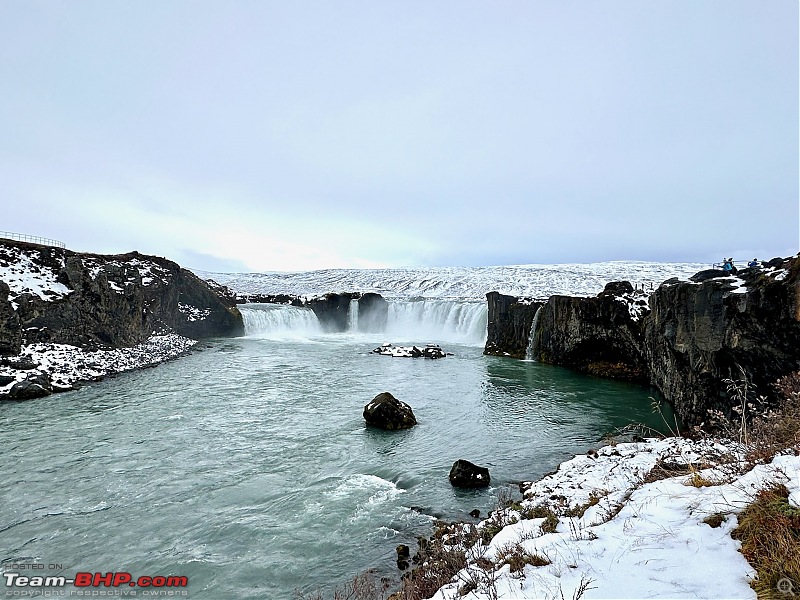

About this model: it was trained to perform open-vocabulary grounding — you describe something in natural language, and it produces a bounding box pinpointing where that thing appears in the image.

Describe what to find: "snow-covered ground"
[0,244,72,308]
[195,261,709,300]
[1,334,197,395]
[428,438,800,599]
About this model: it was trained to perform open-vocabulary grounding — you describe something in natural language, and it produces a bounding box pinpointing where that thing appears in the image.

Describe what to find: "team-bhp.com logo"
[4,572,188,596]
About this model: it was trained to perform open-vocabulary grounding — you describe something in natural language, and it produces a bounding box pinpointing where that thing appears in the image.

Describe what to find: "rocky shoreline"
[402,435,800,600]
[0,239,243,400]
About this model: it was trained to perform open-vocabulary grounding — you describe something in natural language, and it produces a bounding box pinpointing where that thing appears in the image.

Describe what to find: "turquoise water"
[0,313,671,598]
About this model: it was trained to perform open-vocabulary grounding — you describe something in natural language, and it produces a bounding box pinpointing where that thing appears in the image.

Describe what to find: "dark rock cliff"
[0,281,21,355]
[484,292,543,359]
[643,259,800,425]
[0,240,244,355]
[483,256,800,426]
[536,282,650,382]
[308,292,358,332]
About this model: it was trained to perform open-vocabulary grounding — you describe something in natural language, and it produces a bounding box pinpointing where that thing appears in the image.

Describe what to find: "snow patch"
[428,438,798,600]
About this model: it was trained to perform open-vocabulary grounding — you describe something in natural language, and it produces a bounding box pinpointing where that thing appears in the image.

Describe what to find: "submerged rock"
[449,459,491,488]
[363,392,417,430]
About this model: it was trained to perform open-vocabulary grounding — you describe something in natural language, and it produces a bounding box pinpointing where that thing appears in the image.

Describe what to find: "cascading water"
[240,304,322,337]
[385,300,487,345]
[525,306,543,361]
[239,300,488,345]
[347,298,360,332]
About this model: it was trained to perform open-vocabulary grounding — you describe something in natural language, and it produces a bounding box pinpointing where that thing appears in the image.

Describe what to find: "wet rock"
[449,459,490,488]
[363,392,417,430]
[469,509,481,518]
[396,544,410,570]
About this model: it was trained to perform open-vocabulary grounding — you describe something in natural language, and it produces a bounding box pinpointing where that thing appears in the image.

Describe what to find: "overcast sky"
[1,1,797,272]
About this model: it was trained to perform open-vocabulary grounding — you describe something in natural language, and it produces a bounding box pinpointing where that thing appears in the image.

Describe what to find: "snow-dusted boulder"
[7,372,52,400]
[449,459,490,488]
[363,392,417,430]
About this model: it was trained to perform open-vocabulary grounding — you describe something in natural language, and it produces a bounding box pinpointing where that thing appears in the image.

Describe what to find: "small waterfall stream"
[525,305,543,361]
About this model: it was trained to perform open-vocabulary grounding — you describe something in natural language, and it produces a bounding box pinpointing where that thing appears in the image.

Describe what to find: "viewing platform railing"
[0,231,66,249]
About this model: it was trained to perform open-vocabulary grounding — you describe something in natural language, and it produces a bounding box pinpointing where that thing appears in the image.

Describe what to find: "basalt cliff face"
[485,257,800,426]
[484,292,543,359]
[643,259,800,424]
[536,282,650,382]
[0,240,244,357]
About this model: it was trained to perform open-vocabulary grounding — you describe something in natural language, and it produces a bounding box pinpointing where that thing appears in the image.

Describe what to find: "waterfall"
[525,306,543,361]
[385,300,488,345]
[347,298,360,332]
[240,304,322,338]
[238,300,488,345]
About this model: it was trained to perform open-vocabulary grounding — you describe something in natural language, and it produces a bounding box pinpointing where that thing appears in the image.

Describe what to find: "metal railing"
[0,231,66,249]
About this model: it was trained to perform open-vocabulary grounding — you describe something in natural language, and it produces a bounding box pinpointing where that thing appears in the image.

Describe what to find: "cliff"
[536,282,650,382]
[484,292,543,359]
[643,258,800,424]
[485,257,800,426]
[0,239,244,398]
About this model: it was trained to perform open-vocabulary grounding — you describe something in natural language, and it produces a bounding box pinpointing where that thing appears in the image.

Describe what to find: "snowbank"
[428,438,800,599]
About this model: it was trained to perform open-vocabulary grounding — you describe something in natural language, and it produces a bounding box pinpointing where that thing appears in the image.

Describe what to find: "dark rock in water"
[469,509,481,518]
[363,392,417,430]
[372,343,447,359]
[449,459,490,488]
[396,542,410,570]
[690,269,726,283]
[7,372,52,400]
[484,292,543,359]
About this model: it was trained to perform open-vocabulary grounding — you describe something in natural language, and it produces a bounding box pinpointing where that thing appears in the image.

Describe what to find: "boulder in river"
[363,392,417,430]
[449,459,491,488]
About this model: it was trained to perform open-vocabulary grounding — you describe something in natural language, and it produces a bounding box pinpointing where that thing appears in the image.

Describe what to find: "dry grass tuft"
[731,484,800,598]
